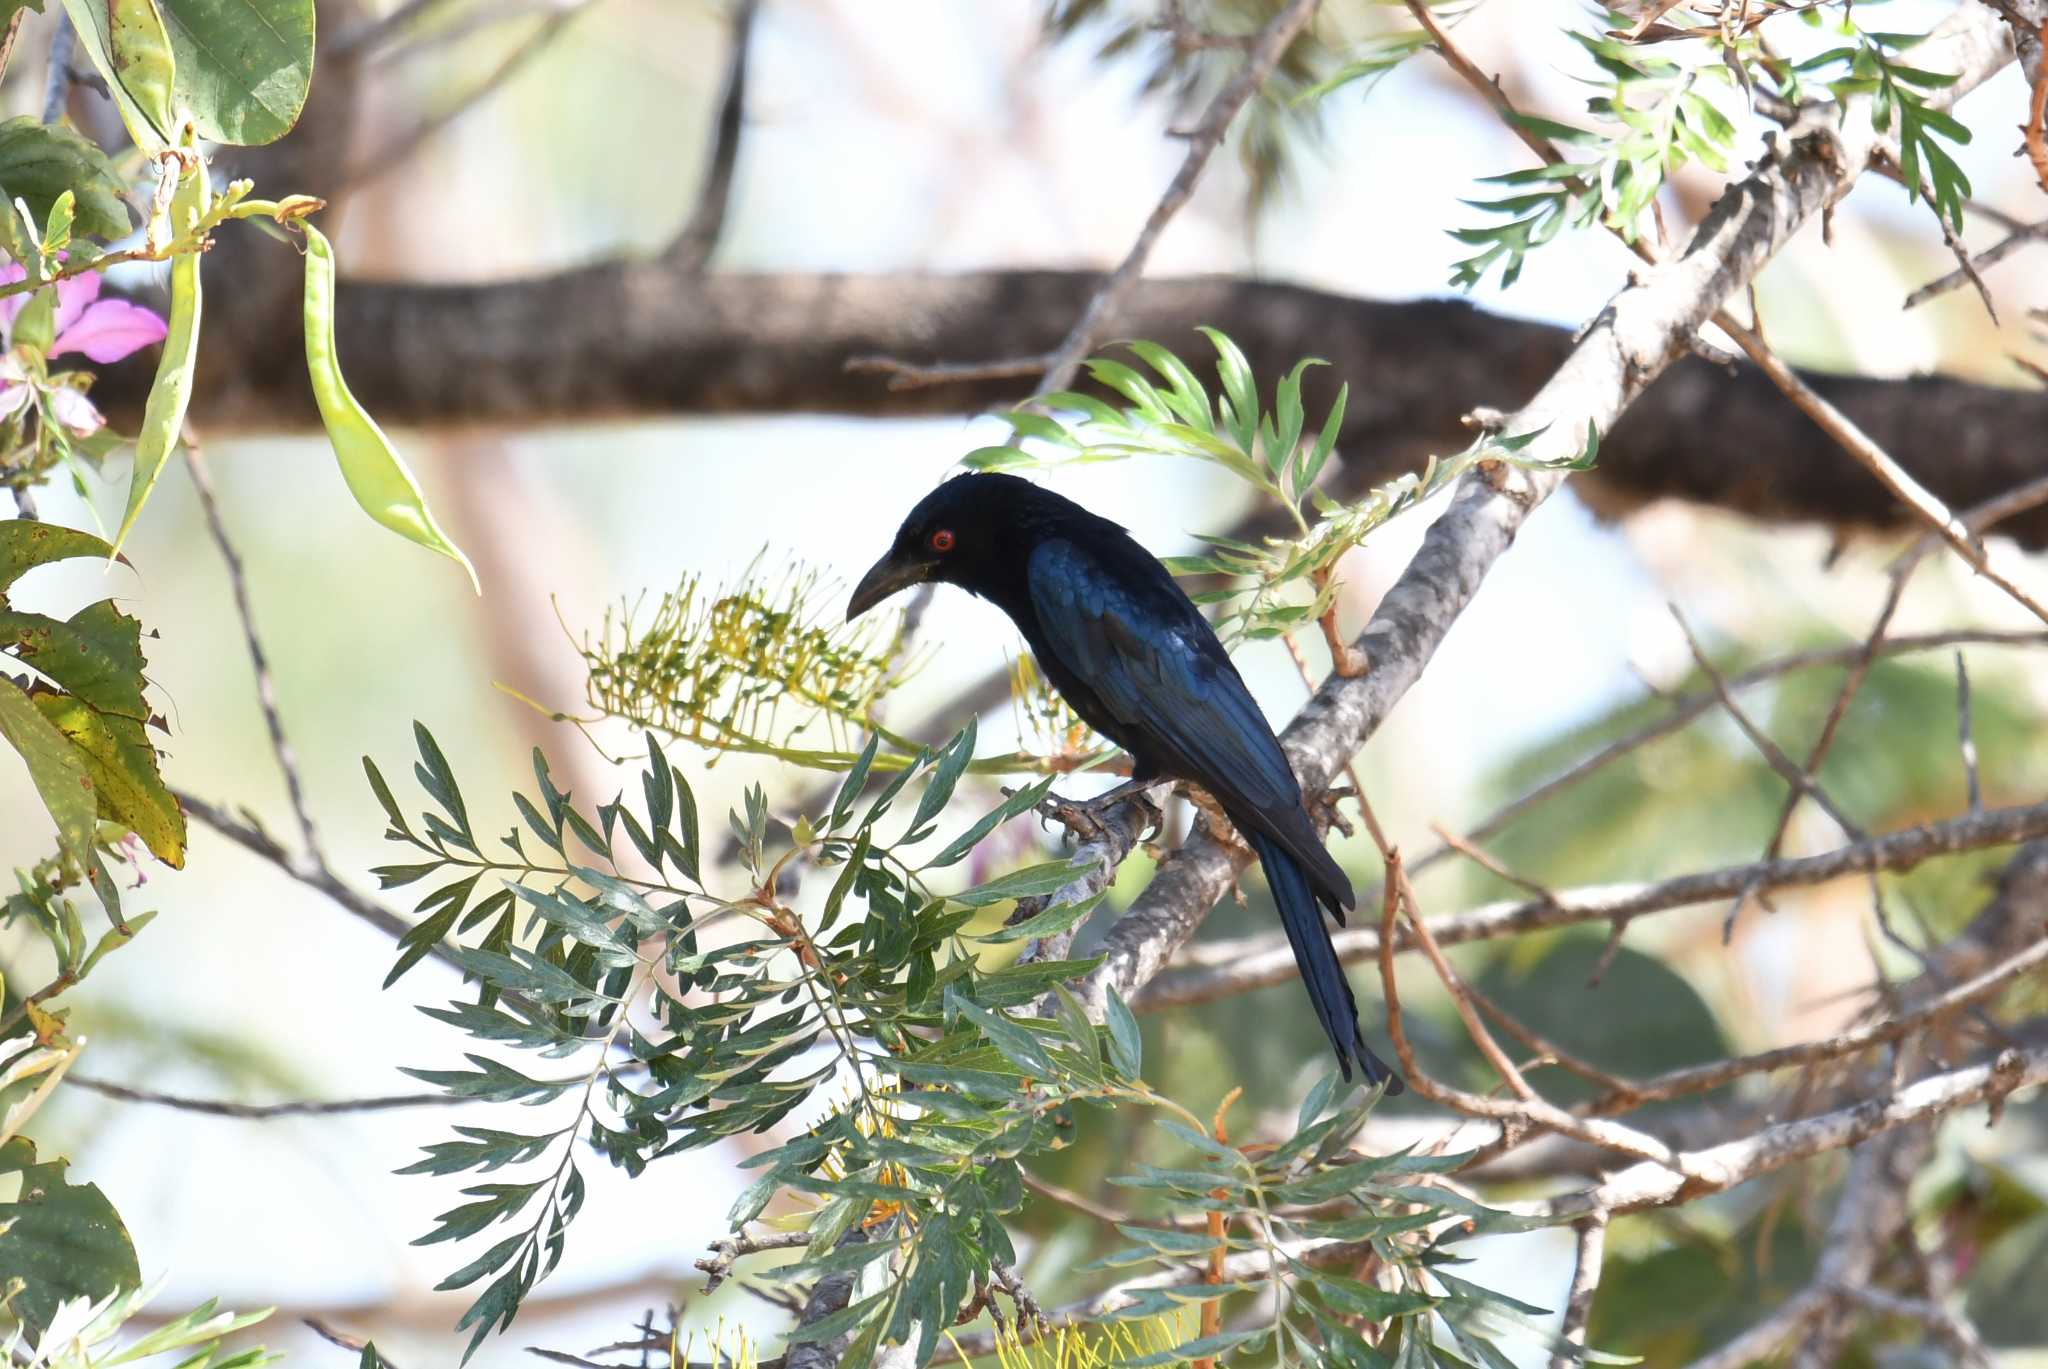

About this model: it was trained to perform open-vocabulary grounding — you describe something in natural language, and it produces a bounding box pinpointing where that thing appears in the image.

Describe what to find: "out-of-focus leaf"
[0,674,96,867]
[0,118,131,240]
[0,1137,142,1335]
[0,520,114,599]
[114,155,205,558]
[300,223,478,591]
[59,0,177,151]
[159,0,315,146]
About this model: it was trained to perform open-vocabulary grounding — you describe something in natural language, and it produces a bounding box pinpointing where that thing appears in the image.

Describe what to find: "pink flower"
[0,264,166,437]
[0,264,167,362]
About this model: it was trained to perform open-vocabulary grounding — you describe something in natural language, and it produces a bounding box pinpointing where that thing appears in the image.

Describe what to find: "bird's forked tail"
[1247,830,1404,1094]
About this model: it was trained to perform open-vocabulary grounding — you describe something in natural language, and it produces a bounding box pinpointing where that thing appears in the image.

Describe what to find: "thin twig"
[1548,1214,1608,1369]
[67,1074,465,1117]
[1670,604,1866,839]
[1407,628,2048,879]
[1582,930,2048,1112]
[172,787,466,974]
[329,0,467,59]
[341,2,601,189]
[184,443,325,864]
[1905,213,2048,309]
[1027,0,1319,397]
[667,0,758,273]
[1148,795,2048,1006]
[1715,314,2048,630]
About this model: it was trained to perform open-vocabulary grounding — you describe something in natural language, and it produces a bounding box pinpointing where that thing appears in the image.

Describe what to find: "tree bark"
[91,265,2048,545]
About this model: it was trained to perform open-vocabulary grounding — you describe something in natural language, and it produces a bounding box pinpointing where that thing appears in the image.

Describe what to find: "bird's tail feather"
[1248,830,1404,1095]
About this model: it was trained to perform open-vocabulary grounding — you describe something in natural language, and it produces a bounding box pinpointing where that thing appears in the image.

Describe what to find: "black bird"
[846,472,1402,1091]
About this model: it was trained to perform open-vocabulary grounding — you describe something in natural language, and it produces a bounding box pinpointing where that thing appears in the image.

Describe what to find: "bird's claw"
[1039,786,1164,845]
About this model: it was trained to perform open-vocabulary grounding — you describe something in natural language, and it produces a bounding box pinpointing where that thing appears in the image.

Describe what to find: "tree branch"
[1145,796,2048,1007]
[1061,3,2014,1017]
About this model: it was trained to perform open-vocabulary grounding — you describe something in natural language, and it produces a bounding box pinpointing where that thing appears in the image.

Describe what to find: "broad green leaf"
[0,674,95,867]
[0,1138,142,1335]
[301,223,479,592]
[1104,985,1142,1077]
[114,155,205,558]
[0,601,150,720]
[160,0,315,146]
[0,118,131,240]
[60,0,177,152]
[32,690,185,866]
[0,519,113,601]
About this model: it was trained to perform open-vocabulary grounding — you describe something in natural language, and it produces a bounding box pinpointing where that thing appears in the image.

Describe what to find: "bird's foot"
[1181,784,1253,858]
[1041,777,1165,844]
[1311,784,1357,839]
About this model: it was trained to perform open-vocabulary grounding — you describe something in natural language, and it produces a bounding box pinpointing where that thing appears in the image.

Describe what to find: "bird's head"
[845,472,1063,620]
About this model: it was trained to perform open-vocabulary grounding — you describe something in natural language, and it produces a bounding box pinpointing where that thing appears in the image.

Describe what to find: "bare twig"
[667,0,758,273]
[1147,795,2048,1007]
[1716,315,2048,630]
[1409,628,2048,879]
[66,1074,465,1117]
[1671,605,1865,838]
[329,0,467,59]
[1548,1214,1608,1369]
[184,444,326,864]
[696,1228,810,1294]
[342,2,600,189]
[171,788,470,976]
[1905,213,2048,309]
[1027,0,1319,397]
[1515,1044,2046,1224]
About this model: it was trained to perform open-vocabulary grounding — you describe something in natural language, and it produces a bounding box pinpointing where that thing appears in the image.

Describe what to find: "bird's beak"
[846,551,932,621]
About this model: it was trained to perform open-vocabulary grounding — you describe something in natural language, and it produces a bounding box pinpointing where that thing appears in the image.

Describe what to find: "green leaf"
[33,690,185,866]
[903,719,975,841]
[0,520,114,600]
[1104,986,1142,1078]
[0,674,96,869]
[300,222,479,591]
[114,155,205,559]
[0,1138,142,1336]
[0,602,150,720]
[925,775,1052,868]
[158,0,314,146]
[0,118,131,240]
[60,0,177,152]
[952,858,1087,907]
[947,990,1056,1078]
[974,890,1105,943]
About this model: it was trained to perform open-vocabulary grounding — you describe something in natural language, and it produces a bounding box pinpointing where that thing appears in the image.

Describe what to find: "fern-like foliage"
[968,330,1593,641]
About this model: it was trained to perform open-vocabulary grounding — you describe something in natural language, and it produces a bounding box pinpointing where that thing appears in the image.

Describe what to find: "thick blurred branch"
[99,269,2048,547]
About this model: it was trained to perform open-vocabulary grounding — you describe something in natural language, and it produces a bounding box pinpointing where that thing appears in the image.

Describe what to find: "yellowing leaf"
[31,692,185,867]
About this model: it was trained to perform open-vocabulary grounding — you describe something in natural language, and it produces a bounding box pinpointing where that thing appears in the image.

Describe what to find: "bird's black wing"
[1024,537,1351,912]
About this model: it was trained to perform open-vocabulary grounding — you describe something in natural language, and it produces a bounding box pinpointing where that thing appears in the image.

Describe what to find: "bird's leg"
[1043,774,1168,844]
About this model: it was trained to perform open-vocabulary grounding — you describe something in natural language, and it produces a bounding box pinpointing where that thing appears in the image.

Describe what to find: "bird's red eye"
[929,529,956,553]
